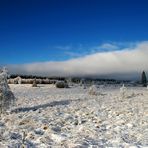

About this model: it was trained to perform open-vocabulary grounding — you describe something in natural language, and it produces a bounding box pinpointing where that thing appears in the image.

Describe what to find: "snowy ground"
[0,84,148,148]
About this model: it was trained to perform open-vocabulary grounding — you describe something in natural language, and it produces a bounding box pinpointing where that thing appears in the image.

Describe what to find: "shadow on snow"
[11,99,71,113]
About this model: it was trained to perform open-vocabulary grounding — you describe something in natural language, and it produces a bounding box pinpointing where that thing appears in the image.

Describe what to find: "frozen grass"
[0,84,147,147]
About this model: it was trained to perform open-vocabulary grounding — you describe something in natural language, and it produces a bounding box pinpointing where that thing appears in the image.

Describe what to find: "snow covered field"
[0,84,148,147]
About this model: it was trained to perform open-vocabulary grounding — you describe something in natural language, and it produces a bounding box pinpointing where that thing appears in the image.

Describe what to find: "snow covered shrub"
[32,78,37,87]
[14,76,22,84]
[120,84,127,98]
[80,79,84,86]
[66,78,73,86]
[0,68,15,114]
[17,76,22,84]
[55,81,68,88]
[88,85,98,95]
[80,78,87,89]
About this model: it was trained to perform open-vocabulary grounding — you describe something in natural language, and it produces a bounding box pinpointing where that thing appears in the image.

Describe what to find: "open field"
[0,84,148,147]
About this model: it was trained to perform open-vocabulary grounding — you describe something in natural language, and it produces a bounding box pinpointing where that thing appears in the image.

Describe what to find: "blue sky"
[0,0,148,65]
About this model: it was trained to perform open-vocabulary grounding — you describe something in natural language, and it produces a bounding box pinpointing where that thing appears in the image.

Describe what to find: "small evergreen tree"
[141,71,147,87]
[0,67,15,114]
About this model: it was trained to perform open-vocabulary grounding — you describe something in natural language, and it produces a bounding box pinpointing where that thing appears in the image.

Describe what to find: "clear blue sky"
[0,0,148,64]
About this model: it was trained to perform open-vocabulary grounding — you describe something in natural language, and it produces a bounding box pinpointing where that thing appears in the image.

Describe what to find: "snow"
[0,84,148,147]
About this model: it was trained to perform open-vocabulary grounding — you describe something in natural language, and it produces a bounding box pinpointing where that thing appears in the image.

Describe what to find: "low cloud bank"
[8,41,148,80]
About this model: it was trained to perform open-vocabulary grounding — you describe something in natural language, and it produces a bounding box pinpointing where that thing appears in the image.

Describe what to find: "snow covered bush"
[17,76,22,84]
[55,81,68,88]
[0,68,15,114]
[32,78,37,87]
[13,76,22,84]
[80,78,87,89]
[80,79,85,86]
[88,85,98,95]
[120,84,127,98]
[66,78,74,87]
